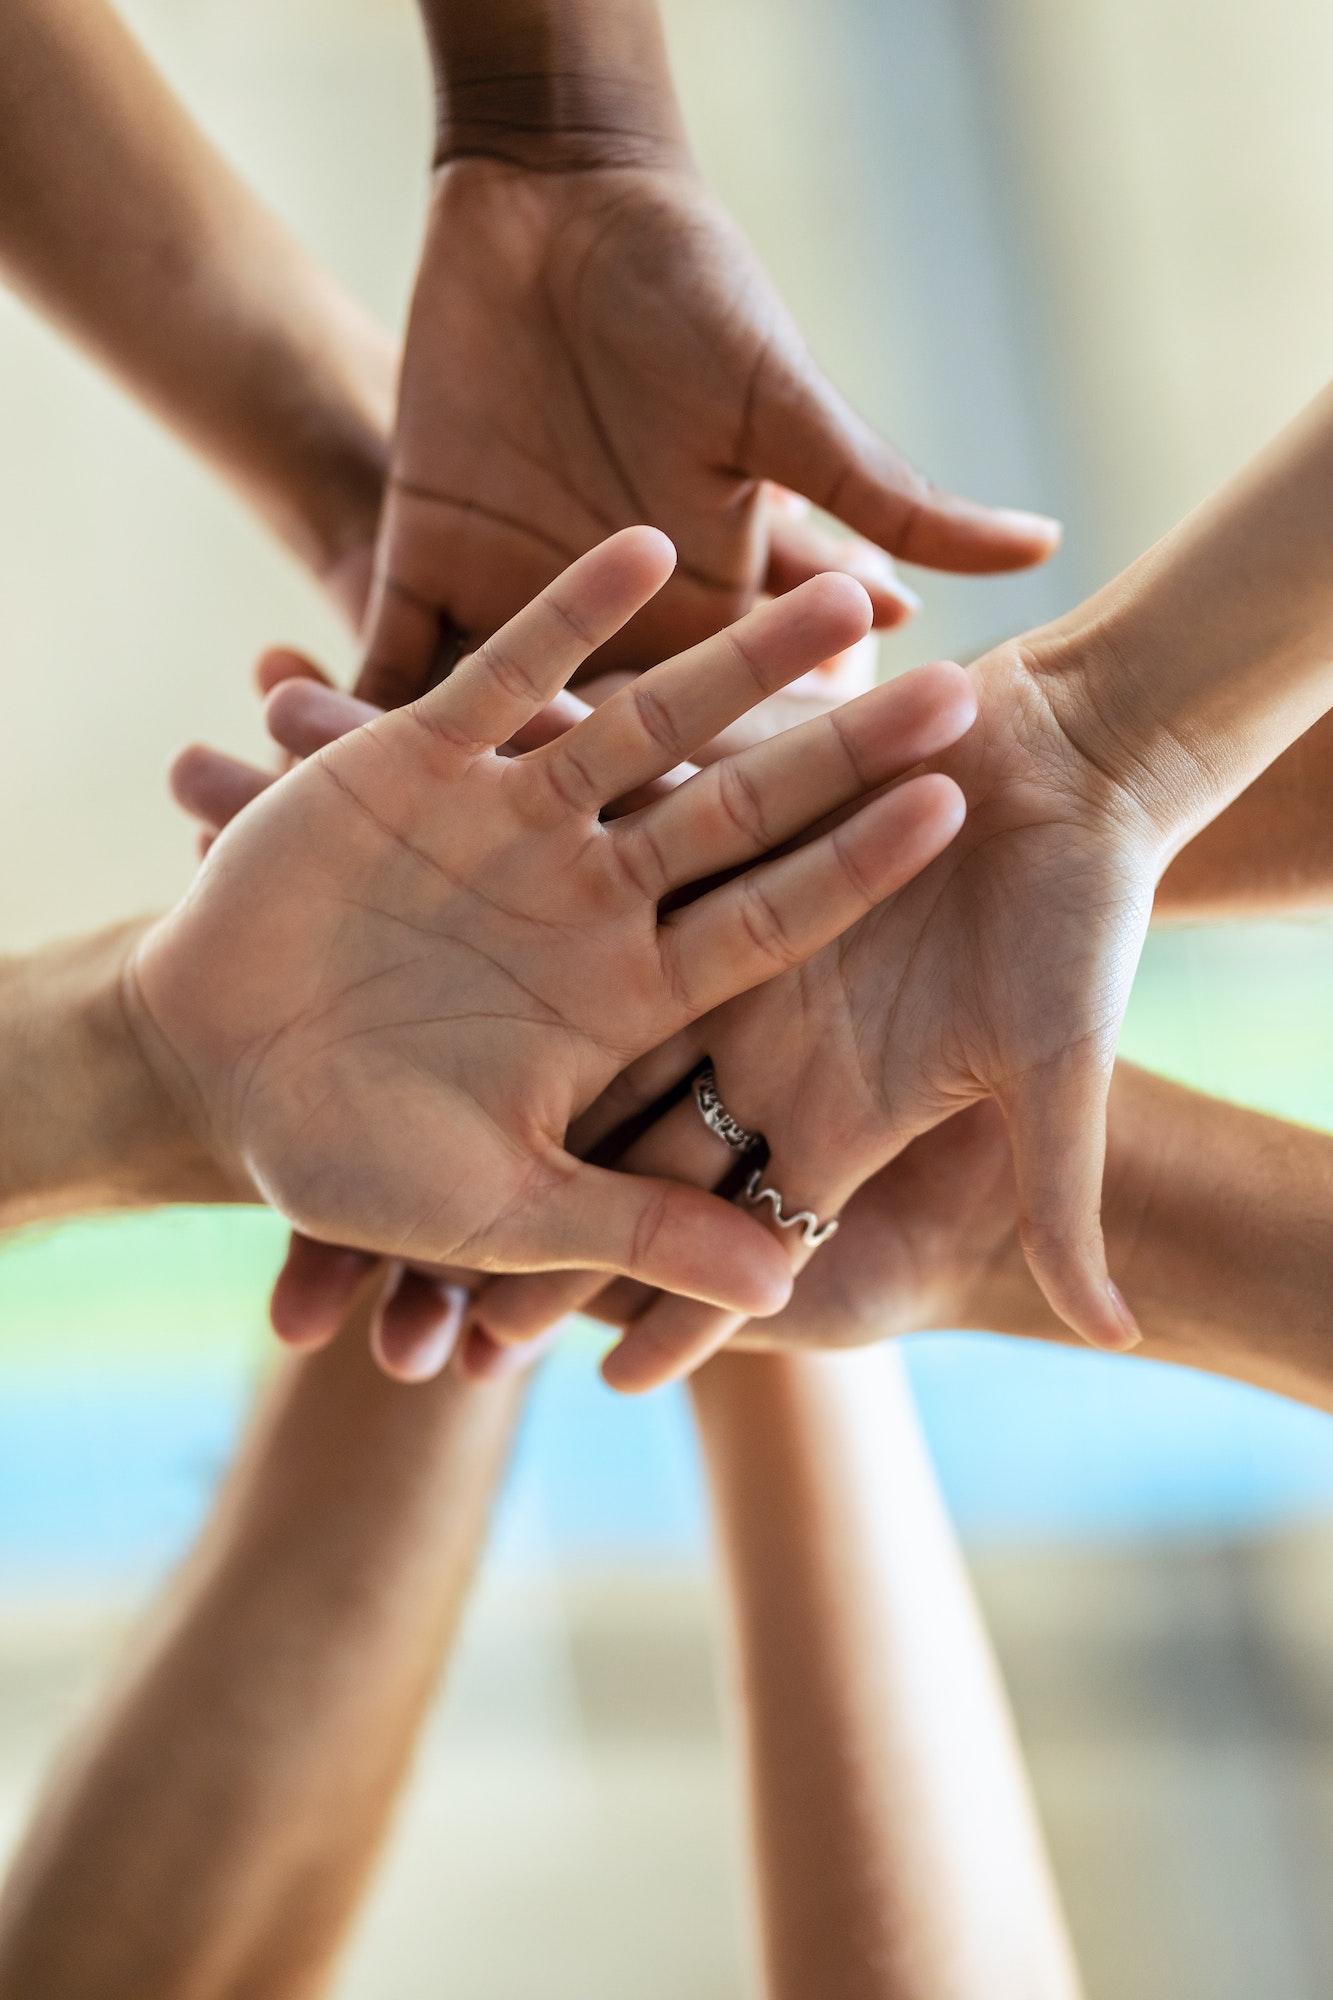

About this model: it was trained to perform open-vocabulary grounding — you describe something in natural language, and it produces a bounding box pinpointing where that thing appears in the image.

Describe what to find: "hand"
[171,616,885,1377]
[478,634,1169,1384]
[139,527,975,1318]
[358,157,1060,706]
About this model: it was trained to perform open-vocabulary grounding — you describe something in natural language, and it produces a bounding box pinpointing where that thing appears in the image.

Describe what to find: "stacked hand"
[478,632,1169,1383]
[357,158,1060,707]
[165,528,980,1364]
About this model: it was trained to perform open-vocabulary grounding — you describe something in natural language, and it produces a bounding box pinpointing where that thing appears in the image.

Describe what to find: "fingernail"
[1106,1281,1142,1350]
[993,508,1063,545]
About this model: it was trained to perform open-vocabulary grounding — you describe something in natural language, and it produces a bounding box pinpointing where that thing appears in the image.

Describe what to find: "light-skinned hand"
[148,526,976,1334]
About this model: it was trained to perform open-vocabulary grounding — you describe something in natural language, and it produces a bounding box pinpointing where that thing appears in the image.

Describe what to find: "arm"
[1155,708,1333,918]
[580,376,1333,1382]
[0,922,240,1234]
[0,0,394,619]
[755,1065,1333,1419]
[691,1346,1081,2000]
[356,0,1058,706]
[0,1278,527,2000]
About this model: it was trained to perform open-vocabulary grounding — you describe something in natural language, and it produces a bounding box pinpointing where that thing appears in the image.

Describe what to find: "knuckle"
[738,875,802,970]
[629,679,689,763]
[715,757,773,849]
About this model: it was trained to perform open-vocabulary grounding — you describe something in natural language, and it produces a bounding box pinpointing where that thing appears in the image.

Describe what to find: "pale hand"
[143,528,974,1321]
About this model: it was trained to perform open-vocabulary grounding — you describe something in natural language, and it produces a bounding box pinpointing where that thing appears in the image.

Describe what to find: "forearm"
[974,1065,1333,1412]
[0,1288,527,2000]
[0,924,238,1232]
[0,0,394,614]
[1030,382,1333,848]
[691,1348,1080,2000]
[420,0,691,169]
[1156,709,1333,917]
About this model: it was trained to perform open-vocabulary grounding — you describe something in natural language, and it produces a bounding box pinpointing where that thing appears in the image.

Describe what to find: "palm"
[360,160,1059,706]
[137,533,974,1311]
[545,643,1164,1384]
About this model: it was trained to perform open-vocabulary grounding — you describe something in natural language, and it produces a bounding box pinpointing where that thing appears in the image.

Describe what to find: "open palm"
[134,529,972,1314]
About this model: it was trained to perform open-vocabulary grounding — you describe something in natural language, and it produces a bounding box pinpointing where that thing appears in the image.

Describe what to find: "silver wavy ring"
[693,1062,762,1155]
[744,1169,840,1250]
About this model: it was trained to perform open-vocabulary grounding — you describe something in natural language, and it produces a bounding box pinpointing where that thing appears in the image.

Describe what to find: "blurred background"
[4,0,1333,1992]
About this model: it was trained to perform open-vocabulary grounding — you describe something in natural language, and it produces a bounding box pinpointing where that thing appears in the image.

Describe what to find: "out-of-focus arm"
[1156,709,1333,918]
[0,0,395,620]
[691,1347,1082,2000]
[0,1282,528,2000]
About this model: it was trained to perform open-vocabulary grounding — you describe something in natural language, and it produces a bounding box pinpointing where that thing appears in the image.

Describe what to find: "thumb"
[749,362,1061,576]
[999,1056,1141,1352]
[531,1161,794,1318]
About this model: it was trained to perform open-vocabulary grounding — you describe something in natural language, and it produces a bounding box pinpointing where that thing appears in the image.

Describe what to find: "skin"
[741,1069,1333,1420]
[108,531,979,1306]
[479,381,1333,1382]
[0,1278,532,2000]
[356,0,1060,708]
[0,0,395,621]
[694,1346,1081,2000]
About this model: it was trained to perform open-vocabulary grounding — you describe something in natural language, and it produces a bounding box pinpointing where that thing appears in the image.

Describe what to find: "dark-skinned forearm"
[419,0,691,169]
[0,0,394,609]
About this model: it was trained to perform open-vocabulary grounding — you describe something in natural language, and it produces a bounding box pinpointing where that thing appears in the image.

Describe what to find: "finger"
[522,1160,794,1316]
[663,771,967,1016]
[582,1276,651,1325]
[999,1054,1141,1352]
[619,661,976,896]
[765,512,921,628]
[473,1267,609,1346]
[255,647,331,698]
[264,680,382,760]
[749,368,1062,575]
[485,1087,760,1380]
[565,1025,705,1159]
[356,554,452,711]
[371,1269,470,1382]
[456,1321,559,1381]
[602,1296,745,1392]
[420,527,676,751]
[270,1233,379,1350]
[531,572,871,811]
[507,689,590,753]
[169,745,270,834]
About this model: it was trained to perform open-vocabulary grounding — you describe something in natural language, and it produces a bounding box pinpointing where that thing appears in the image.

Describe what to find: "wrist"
[423,0,692,173]
[0,925,245,1232]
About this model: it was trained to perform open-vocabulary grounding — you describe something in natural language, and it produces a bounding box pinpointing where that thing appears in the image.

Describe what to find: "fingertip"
[802,567,875,641]
[255,646,327,697]
[167,743,212,808]
[269,1239,374,1349]
[914,770,969,841]
[371,1273,469,1382]
[610,523,678,583]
